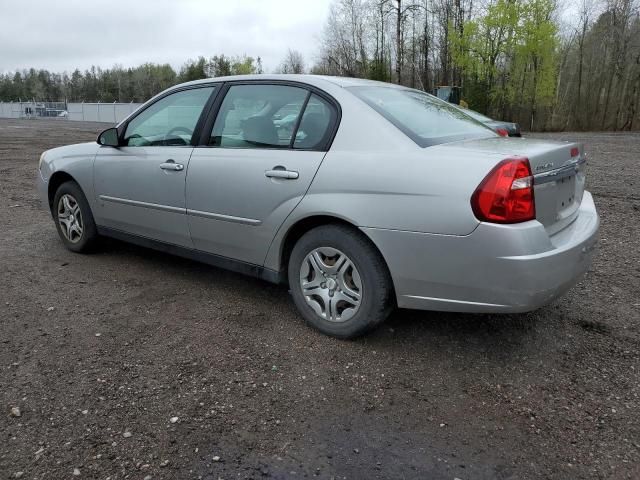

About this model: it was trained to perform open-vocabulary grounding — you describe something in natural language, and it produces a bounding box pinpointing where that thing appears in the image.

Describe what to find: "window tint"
[348,86,494,147]
[293,94,333,150]
[124,87,214,147]
[210,85,308,148]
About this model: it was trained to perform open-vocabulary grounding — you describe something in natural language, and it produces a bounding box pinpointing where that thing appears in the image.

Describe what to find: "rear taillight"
[496,128,509,137]
[471,157,535,224]
[570,147,579,157]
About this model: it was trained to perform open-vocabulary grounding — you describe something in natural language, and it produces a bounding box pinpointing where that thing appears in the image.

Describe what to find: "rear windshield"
[348,86,495,147]
[459,108,493,123]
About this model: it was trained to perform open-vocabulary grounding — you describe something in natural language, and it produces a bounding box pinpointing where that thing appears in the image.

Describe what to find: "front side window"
[210,84,308,148]
[348,86,494,147]
[124,87,215,147]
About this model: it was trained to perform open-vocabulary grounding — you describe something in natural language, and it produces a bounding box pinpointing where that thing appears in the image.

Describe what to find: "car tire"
[288,224,394,339]
[52,181,99,253]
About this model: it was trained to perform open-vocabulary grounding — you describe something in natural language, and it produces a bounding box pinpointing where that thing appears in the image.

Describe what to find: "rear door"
[186,83,338,265]
[94,86,216,247]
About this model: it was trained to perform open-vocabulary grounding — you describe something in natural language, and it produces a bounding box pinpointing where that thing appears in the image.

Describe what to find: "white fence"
[0,101,143,123]
[67,102,142,123]
[0,102,27,118]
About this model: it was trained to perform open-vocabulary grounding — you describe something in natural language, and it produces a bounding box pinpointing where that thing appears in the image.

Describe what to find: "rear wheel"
[52,181,99,253]
[288,224,394,338]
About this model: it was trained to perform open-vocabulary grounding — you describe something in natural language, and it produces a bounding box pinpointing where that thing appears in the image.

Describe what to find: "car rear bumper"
[362,191,599,313]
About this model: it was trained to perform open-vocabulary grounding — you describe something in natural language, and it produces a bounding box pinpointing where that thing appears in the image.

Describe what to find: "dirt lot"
[1,118,638,480]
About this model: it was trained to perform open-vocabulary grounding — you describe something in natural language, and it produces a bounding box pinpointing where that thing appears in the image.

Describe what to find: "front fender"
[39,142,100,211]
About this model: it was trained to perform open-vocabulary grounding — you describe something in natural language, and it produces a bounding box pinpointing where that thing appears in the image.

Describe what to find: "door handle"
[160,160,184,171]
[265,166,299,180]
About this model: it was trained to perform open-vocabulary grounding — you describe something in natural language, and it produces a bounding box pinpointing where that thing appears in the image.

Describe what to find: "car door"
[186,83,338,265]
[94,86,216,247]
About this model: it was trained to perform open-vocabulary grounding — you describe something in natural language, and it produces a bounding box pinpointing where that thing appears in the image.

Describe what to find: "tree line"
[1,0,639,131]
[312,0,640,131]
[0,51,310,104]
[0,54,265,104]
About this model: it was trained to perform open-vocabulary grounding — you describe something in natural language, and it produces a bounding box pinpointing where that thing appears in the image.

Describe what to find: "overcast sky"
[0,0,332,75]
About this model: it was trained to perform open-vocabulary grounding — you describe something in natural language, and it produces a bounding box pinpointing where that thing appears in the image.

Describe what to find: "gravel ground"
[1,119,638,480]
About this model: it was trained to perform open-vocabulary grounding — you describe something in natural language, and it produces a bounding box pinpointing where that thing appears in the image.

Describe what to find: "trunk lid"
[456,137,586,234]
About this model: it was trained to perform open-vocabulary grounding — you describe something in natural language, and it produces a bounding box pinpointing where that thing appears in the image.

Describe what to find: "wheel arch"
[47,171,78,212]
[277,214,393,291]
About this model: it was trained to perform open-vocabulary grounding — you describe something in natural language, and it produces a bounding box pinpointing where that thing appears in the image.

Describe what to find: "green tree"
[450,0,557,128]
[230,55,260,75]
[178,57,208,82]
[509,0,557,130]
[208,55,232,77]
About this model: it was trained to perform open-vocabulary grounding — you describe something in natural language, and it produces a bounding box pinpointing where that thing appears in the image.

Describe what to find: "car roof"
[122,74,406,128]
[178,74,405,90]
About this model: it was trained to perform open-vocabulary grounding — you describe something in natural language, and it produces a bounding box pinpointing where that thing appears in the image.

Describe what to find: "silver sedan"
[37,75,599,338]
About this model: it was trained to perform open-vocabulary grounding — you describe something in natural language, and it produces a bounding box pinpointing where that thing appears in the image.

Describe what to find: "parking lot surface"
[1,119,639,479]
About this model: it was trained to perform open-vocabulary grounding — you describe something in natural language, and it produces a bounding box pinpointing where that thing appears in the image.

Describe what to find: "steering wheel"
[164,127,193,146]
[124,133,143,146]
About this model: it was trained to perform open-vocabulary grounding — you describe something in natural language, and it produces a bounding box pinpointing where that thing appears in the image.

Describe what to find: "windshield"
[348,86,495,147]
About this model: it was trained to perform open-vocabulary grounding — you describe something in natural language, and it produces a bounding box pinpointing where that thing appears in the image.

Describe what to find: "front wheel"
[288,224,394,338]
[52,181,99,253]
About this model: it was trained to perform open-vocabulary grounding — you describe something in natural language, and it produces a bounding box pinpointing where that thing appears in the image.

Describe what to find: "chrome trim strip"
[404,295,509,308]
[99,195,185,214]
[99,195,262,225]
[186,209,261,226]
[534,157,586,185]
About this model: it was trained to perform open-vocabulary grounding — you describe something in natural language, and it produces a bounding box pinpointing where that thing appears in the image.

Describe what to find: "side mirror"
[97,127,120,147]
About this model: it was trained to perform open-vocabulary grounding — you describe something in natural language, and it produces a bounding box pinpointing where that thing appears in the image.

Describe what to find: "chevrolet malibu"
[37,75,599,338]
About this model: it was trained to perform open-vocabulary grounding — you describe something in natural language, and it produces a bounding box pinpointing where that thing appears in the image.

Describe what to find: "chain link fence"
[0,101,143,123]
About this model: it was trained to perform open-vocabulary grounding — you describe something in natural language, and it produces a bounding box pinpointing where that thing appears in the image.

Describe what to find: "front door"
[94,86,216,247]
[186,84,337,265]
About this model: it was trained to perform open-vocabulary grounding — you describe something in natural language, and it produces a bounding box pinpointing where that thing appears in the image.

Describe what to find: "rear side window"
[348,86,494,147]
[293,94,333,150]
[210,84,307,148]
